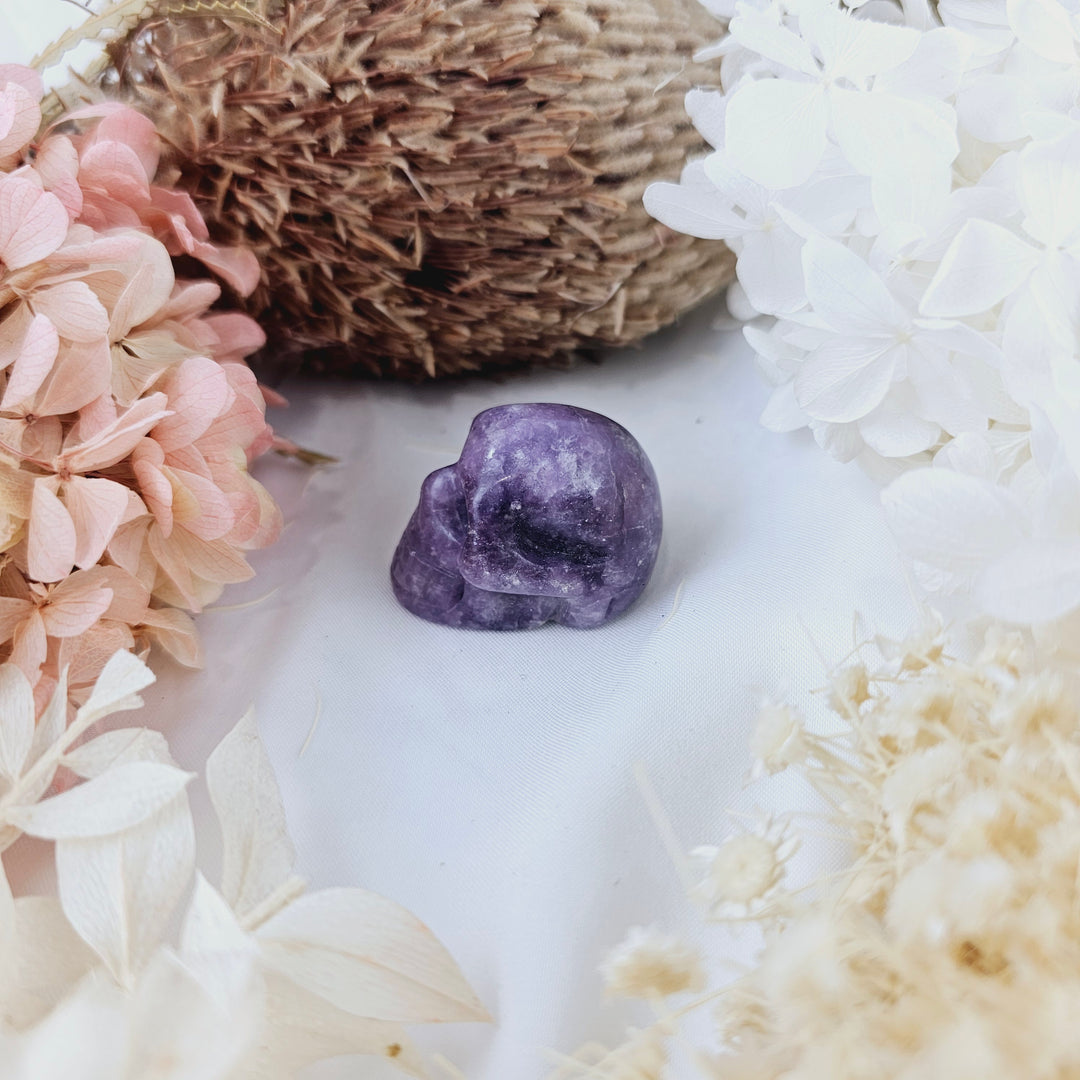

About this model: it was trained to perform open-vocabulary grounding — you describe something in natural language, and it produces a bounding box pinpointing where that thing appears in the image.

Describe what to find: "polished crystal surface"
[391,403,663,629]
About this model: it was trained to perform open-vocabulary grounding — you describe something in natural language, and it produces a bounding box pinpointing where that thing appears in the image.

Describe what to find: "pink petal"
[0,66,44,100]
[40,577,113,638]
[167,524,254,584]
[201,312,266,363]
[63,476,131,569]
[60,620,135,691]
[92,108,160,182]
[188,239,262,297]
[146,186,209,242]
[139,606,203,668]
[78,140,151,208]
[108,238,176,337]
[166,466,235,541]
[31,280,109,343]
[70,564,149,623]
[58,392,171,474]
[0,596,32,642]
[0,304,31,369]
[1,313,60,408]
[45,228,142,266]
[133,438,174,536]
[0,81,41,160]
[152,357,230,452]
[28,479,76,583]
[0,176,69,269]
[32,337,111,416]
[11,610,47,683]
[152,280,221,324]
[32,135,82,219]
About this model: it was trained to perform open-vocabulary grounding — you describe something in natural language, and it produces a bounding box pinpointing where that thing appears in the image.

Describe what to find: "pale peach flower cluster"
[0,64,280,711]
[564,622,1080,1080]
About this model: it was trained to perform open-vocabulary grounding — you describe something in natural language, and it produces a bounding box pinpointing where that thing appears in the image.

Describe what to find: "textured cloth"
[2,13,913,1078]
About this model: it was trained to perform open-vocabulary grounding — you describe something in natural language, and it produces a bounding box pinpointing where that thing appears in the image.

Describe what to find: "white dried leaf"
[125,947,260,1080]
[179,874,258,1011]
[238,969,427,1080]
[256,887,489,1024]
[13,668,73,810]
[6,762,193,839]
[63,728,173,780]
[55,793,195,984]
[12,974,128,1080]
[205,710,295,920]
[0,897,98,1031]
[0,664,35,784]
[74,649,156,728]
[0,858,14,982]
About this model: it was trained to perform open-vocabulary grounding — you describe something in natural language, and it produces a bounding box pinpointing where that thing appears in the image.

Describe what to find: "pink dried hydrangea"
[0,64,281,710]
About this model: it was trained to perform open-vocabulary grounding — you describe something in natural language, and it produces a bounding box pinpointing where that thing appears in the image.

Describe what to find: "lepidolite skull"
[391,403,663,629]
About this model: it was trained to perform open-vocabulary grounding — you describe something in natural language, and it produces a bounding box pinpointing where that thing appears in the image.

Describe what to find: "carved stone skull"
[391,403,663,629]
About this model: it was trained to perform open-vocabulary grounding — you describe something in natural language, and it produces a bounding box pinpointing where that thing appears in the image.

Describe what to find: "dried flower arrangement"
[557,1,1080,1075]
[0,650,488,1077]
[558,619,1080,1079]
[52,0,737,380]
[646,0,1080,632]
[0,63,281,711]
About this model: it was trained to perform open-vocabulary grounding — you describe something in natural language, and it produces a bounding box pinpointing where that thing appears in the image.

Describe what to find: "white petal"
[920,219,1040,317]
[685,87,728,148]
[796,341,897,422]
[1006,0,1078,63]
[882,468,1027,573]
[803,3,920,77]
[978,540,1080,623]
[933,433,1000,480]
[802,233,906,332]
[257,887,489,1024]
[642,180,746,240]
[8,761,193,839]
[875,26,974,99]
[1018,132,1080,248]
[55,793,195,983]
[830,88,958,182]
[0,663,34,784]
[206,710,296,920]
[728,7,820,74]
[725,78,828,189]
[957,74,1040,144]
[859,402,941,457]
[760,380,808,433]
[737,226,807,315]
[63,728,173,780]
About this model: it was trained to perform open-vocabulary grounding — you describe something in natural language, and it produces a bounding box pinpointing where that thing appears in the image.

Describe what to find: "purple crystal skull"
[391,403,662,629]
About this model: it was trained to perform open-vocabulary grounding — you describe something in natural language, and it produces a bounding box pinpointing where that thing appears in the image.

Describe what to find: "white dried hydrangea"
[646,0,1080,630]
[0,651,487,1079]
[557,619,1080,1079]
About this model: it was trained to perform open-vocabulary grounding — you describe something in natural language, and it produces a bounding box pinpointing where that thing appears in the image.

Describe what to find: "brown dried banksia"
[89,0,735,379]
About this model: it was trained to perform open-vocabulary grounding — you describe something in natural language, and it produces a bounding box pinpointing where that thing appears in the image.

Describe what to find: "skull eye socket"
[481,486,608,568]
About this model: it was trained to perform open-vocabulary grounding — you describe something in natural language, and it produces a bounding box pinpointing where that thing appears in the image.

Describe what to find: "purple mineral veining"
[391,403,663,630]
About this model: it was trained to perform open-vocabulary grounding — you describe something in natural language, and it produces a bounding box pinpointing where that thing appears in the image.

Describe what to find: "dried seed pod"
[101,0,734,379]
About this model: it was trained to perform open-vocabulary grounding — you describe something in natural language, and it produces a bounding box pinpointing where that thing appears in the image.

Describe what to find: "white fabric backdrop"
[1,14,916,1078]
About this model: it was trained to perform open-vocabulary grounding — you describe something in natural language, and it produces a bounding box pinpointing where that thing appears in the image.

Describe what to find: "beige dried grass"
[71,0,735,379]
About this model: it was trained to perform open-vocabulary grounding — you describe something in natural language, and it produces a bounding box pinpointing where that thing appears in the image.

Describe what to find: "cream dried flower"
[601,927,705,1000]
[691,819,797,920]
[749,703,807,776]
[560,617,1080,1079]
